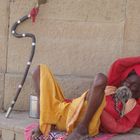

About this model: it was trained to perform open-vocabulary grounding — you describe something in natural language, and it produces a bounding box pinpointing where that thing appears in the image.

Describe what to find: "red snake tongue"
[30,0,48,22]
[30,7,39,22]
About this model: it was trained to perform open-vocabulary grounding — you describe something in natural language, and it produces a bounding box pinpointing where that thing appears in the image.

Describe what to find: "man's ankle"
[76,123,88,135]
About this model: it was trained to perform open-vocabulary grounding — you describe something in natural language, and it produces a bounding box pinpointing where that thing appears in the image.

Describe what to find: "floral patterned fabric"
[24,123,115,140]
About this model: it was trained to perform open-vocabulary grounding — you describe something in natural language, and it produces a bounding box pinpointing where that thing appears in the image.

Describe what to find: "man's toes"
[30,128,42,140]
[31,134,40,140]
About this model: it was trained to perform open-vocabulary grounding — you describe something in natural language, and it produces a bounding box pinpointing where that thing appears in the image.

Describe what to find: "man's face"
[121,74,140,98]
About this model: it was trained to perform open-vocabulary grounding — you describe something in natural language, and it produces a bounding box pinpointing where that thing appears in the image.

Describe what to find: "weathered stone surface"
[37,0,126,22]
[7,37,33,74]
[126,0,140,21]
[111,133,140,140]
[85,0,126,22]
[124,22,140,42]
[56,76,93,99]
[6,0,126,114]
[10,0,35,23]
[0,0,9,72]
[0,112,38,133]
[4,72,93,110]
[0,40,7,73]
[0,112,140,140]
[8,0,124,77]
[15,132,24,140]
[122,22,140,56]
[0,112,38,139]
[2,129,14,140]
[122,41,140,57]
[10,0,126,22]
[8,20,123,76]
[0,73,4,110]
[0,129,1,138]
[4,74,34,111]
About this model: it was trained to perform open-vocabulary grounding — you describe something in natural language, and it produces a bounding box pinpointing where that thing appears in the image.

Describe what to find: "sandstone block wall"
[0,0,140,111]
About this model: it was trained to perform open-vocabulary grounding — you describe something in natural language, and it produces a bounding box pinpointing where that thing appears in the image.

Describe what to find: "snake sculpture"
[5,0,47,118]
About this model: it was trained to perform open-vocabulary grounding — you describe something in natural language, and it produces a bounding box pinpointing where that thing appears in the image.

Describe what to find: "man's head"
[121,71,140,98]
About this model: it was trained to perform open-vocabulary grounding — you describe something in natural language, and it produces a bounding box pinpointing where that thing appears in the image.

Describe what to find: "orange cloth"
[39,64,106,137]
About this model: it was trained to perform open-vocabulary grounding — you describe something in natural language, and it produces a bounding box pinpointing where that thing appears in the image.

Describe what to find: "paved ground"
[0,111,38,133]
[111,133,140,140]
[0,112,139,140]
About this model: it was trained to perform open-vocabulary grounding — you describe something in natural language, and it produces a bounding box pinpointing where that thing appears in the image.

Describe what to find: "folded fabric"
[101,57,140,133]
[39,64,106,137]
[24,123,115,140]
[24,123,39,140]
[107,56,140,87]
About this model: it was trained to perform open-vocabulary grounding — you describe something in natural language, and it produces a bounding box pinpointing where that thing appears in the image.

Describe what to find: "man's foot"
[66,124,89,140]
[30,125,57,140]
[31,127,42,140]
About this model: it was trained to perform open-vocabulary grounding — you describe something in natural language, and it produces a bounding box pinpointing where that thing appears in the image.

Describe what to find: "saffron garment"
[39,64,106,137]
[39,56,140,137]
[101,56,140,133]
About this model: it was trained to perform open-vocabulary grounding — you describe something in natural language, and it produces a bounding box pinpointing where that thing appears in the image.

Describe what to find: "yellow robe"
[39,64,106,137]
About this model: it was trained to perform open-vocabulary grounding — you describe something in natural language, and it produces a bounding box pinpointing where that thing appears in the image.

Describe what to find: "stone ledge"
[0,111,38,133]
[0,112,140,140]
[111,133,140,140]
[4,72,93,110]
[0,111,38,140]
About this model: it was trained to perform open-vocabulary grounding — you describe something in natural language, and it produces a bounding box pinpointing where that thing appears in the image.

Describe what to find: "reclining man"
[31,56,140,140]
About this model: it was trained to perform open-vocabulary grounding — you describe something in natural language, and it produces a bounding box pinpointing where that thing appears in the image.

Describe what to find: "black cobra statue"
[5,0,47,118]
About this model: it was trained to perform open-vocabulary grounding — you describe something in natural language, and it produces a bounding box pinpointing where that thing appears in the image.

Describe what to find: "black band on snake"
[5,0,48,118]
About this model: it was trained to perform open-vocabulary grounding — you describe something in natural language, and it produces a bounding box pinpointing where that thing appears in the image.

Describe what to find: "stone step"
[0,111,38,140]
[0,111,140,140]
[4,73,92,111]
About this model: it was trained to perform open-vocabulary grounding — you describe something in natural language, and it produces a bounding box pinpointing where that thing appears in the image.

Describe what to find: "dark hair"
[127,70,137,77]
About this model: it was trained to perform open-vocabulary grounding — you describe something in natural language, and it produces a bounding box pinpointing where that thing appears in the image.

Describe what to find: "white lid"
[30,95,38,100]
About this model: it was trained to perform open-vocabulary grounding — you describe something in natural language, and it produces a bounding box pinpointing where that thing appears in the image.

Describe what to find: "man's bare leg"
[31,66,107,140]
[32,65,40,116]
[30,65,63,139]
[66,73,107,140]
[31,65,42,140]
[31,65,58,140]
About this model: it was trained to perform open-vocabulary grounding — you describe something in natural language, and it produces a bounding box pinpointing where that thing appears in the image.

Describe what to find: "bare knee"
[86,73,107,101]
[93,73,107,88]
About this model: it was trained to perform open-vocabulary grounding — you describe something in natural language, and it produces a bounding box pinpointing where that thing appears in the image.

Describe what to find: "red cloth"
[101,96,140,133]
[107,56,140,87]
[64,98,72,103]
[101,56,140,133]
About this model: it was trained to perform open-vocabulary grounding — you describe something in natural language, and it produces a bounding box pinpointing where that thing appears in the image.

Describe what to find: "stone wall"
[0,0,140,111]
